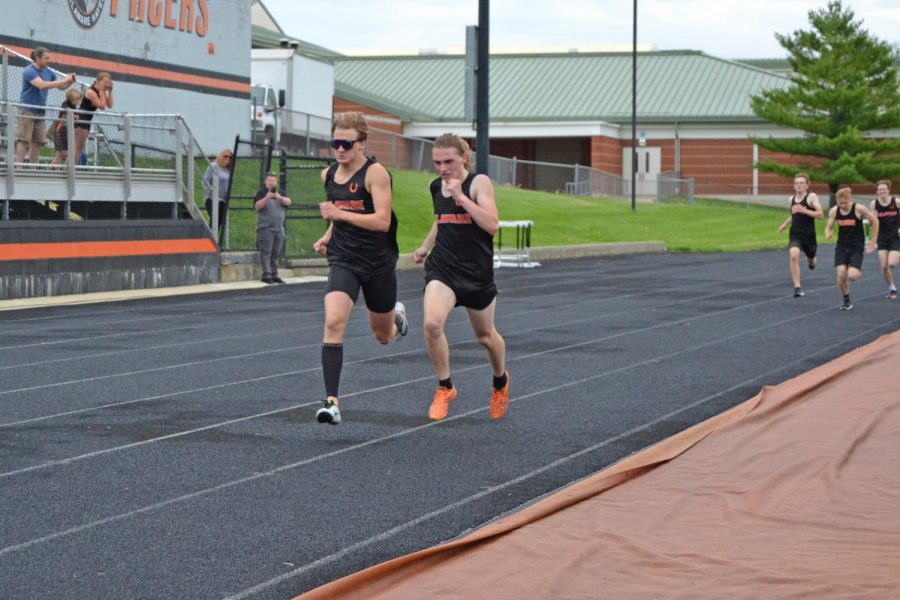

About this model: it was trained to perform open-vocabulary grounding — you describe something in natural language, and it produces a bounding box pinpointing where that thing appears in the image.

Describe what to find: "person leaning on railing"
[15,46,76,165]
[73,72,114,164]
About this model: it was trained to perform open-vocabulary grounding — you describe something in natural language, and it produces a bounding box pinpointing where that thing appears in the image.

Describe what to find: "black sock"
[439,377,453,390]
[322,343,343,398]
[493,372,508,390]
[844,294,850,302]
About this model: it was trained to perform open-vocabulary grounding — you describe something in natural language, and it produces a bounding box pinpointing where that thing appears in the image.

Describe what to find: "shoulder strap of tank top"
[462,171,478,202]
[324,162,338,186]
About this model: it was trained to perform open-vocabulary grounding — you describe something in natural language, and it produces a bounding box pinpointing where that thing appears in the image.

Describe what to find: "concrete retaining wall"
[0,220,219,300]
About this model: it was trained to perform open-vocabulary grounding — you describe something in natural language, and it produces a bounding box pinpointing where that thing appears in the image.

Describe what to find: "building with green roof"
[333,50,808,195]
[252,1,892,196]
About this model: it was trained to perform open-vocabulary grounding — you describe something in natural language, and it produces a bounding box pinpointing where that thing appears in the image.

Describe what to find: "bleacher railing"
[1,44,215,232]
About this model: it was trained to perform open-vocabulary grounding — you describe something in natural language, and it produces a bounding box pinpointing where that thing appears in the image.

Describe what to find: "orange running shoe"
[490,371,510,420]
[428,386,458,421]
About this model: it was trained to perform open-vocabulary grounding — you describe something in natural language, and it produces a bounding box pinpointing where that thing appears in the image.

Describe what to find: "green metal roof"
[737,58,792,74]
[251,25,344,60]
[334,50,791,124]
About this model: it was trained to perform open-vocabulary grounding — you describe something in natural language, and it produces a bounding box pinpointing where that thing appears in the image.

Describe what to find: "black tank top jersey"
[789,193,816,238]
[77,85,100,126]
[874,196,900,243]
[323,158,398,274]
[425,172,494,284]
[836,203,865,248]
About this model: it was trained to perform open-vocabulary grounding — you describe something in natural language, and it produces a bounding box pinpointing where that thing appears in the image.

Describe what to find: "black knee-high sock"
[322,343,343,398]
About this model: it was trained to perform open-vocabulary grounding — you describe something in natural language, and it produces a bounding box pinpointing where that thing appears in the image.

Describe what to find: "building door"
[622,147,661,196]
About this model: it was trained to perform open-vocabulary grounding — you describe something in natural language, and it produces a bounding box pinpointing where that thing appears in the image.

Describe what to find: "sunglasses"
[331,138,358,151]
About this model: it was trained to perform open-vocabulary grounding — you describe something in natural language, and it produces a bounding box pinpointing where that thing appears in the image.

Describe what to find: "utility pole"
[631,0,638,212]
[475,0,490,175]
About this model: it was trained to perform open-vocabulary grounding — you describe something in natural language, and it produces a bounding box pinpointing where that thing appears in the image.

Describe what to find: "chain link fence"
[221,137,331,258]
[276,108,332,158]
[657,172,696,204]
[365,125,631,196]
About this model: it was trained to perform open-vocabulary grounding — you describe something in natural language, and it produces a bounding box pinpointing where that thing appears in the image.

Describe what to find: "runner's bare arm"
[824,206,838,240]
[806,193,824,219]
[413,221,438,263]
[453,174,499,235]
[858,204,879,252]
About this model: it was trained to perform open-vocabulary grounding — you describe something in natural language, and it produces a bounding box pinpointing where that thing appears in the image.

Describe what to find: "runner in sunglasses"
[312,112,408,425]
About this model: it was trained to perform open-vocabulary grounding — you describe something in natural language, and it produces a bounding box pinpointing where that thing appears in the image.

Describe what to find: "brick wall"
[332,97,404,134]
[591,136,622,174]
[332,96,409,168]
[491,139,535,161]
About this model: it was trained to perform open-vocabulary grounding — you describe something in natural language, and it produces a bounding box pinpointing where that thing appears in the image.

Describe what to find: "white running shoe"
[393,301,408,340]
[316,399,341,425]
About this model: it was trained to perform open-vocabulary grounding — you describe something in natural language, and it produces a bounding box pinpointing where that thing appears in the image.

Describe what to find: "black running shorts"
[877,237,900,252]
[789,234,817,259]
[424,271,497,311]
[325,264,397,313]
[834,245,864,270]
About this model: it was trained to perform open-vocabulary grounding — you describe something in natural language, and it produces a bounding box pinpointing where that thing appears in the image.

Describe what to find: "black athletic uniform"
[424,172,497,310]
[874,196,900,252]
[323,158,399,313]
[835,203,865,269]
[789,193,817,259]
[75,85,100,130]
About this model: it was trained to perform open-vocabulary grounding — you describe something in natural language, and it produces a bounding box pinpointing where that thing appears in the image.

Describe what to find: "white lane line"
[0,283,326,327]
[0,343,308,396]
[224,317,894,600]
[0,255,756,372]
[0,256,769,360]
[0,325,317,371]
[0,272,749,394]
[0,289,874,482]
[2,315,890,576]
[0,272,787,426]
[0,311,286,352]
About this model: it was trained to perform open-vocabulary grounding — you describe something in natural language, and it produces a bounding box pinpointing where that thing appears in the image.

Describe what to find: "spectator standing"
[50,88,83,166]
[254,172,291,285]
[16,47,76,165]
[73,72,114,163]
[203,149,233,242]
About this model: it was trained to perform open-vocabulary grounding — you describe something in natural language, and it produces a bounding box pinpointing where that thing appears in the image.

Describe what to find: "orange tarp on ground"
[298,330,900,599]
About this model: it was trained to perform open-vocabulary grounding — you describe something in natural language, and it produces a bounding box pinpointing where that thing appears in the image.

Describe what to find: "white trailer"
[251,48,334,149]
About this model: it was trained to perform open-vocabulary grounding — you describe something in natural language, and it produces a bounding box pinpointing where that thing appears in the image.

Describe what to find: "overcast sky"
[260,0,900,58]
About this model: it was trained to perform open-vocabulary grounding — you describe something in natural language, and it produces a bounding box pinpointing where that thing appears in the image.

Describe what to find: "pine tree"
[750,1,900,203]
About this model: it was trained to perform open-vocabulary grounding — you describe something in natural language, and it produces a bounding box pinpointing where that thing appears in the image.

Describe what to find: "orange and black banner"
[0,238,217,261]
[0,221,217,262]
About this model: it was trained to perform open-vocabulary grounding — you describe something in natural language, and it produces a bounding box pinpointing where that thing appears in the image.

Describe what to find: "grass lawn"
[389,169,810,254]
[218,165,826,256]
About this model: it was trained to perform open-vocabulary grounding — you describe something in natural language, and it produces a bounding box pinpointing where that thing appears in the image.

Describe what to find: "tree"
[750,1,900,203]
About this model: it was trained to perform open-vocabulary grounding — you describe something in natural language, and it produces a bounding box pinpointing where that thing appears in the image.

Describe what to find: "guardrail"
[1,43,215,235]
[1,100,214,233]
